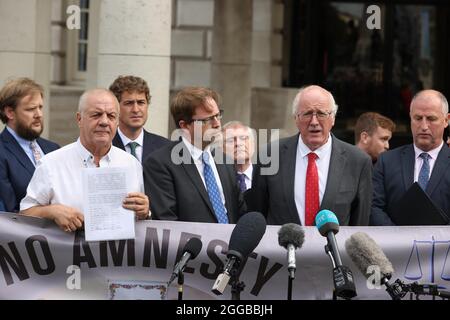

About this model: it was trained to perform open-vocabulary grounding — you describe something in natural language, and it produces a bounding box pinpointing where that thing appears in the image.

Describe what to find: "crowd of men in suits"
[0,76,449,231]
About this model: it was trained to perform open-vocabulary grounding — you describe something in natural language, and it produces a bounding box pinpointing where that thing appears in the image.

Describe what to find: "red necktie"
[305,152,319,226]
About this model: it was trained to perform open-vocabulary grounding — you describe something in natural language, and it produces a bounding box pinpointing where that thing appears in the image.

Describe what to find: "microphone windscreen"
[278,223,305,249]
[345,232,394,279]
[183,237,203,259]
[228,211,267,258]
[315,209,339,236]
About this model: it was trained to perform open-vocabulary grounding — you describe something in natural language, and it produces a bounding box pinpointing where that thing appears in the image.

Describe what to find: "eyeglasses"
[296,110,334,120]
[190,110,224,125]
[224,135,250,144]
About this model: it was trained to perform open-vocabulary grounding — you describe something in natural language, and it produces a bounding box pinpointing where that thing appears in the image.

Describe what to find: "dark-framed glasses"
[191,109,224,125]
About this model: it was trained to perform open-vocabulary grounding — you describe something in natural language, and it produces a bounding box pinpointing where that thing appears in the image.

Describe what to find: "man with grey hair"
[20,88,149,232]
[371,89,450,225]
[249,85,372,225]
[222,121,256,192]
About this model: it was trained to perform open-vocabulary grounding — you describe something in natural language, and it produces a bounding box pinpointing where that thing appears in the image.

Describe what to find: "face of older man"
[77,91,119,152]
[410,91,448,152]
[294,86,335,151]
[223,126,254,165]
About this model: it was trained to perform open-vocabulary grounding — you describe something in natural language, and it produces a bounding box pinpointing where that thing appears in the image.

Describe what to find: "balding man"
[20,89,149,232]
[249,85,372,226]
[371,89,450,225]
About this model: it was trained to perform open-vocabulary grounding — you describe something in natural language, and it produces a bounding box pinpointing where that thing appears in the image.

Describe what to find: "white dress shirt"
[294,134,332,225]
[238,164,253,191]
[181,137,227,208]
[413,142,444,183]
[20,139,144,213]
[118,128,144,163]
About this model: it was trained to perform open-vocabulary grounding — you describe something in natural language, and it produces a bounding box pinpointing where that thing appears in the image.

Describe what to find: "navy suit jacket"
[112,129,169,163]
[143,140,246,223]
[371,144,450,225]
[0,128,60,212]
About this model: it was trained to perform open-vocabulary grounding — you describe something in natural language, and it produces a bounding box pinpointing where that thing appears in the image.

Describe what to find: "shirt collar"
[413,141,444,160]
[6,125,37,147]
[239,163,253,179]
[76,138,112,165]
[297,133,333,159]
[182,136,212,161]
[118,127,144,147]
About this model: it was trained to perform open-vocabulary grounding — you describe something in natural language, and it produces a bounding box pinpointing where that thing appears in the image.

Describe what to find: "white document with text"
[82,167,136,241]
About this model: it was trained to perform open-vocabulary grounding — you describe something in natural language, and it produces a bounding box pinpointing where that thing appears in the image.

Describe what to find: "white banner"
[0,212,449,300]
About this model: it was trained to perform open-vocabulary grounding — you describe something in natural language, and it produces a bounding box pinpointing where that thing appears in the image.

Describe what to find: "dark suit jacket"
[143,140,246,223]
[112,129,169,162]
[0,128,60,212]
[247,134,373,226]
[371,144,450,225]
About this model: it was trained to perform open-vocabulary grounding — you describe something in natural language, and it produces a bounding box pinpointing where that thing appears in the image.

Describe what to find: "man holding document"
[371,89,450,225]
[20,88,149,236]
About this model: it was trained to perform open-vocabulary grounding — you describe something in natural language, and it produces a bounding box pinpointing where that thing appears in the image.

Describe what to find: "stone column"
[87,0,171,137]
[211,0,253,125]
[0,0,52,137]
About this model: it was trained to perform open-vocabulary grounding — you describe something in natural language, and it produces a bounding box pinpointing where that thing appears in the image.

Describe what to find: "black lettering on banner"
[175,232,201,274]
[200,239,227,280]
[142,227,170,268]
[99,240,136,267]
[250,255,283,296]
[73,230,97,268]
[0,242,30,285]
[25,235,55,275]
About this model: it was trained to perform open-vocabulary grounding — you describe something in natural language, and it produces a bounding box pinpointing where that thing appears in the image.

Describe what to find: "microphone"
[345,232,406,300]
[315,209,357,299]
[346,232,450,300]
[212,212,267,296]
[278,223,305,279]
[168,237,202,286]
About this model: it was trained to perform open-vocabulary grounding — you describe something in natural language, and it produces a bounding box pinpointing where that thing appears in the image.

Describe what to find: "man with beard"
[0,78,59,212]
[143,87,246,223]
[109,75,169,162]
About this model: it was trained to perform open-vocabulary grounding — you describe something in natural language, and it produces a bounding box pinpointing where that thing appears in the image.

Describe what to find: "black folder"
[391,182,449,225]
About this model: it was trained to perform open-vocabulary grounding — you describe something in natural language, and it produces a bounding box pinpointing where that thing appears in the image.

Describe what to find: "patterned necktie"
[202,152,229,224]
[418,152,430,190]
[29,141,42,165]
[236,173,247,192]
[305,152,319,226]
[128,142,139,159]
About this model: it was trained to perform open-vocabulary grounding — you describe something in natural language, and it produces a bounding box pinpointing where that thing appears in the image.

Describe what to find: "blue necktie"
[202,152,229,224]
[418,153,430,190]
[237,173,247,192]
[128,142,139,159]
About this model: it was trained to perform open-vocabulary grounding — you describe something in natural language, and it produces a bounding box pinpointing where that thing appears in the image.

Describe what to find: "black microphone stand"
[229,265,245,300]
[324,244,338,300]
[288,274,293,300]
[177,270,184,301]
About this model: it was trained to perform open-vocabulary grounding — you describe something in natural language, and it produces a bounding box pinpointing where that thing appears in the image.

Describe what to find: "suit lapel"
[112,132,126,151]
[281,135,301,223]
[401,145,415,191]
[216,163,234,220]
[178,143,216,216]
[142,130,152,161]
[36,138,53,154]
[427,146,450,196]
[321,138,346,210]
[1,129,34,174]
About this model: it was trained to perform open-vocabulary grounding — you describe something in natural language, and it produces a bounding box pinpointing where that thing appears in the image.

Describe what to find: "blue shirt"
[6,126,44,166]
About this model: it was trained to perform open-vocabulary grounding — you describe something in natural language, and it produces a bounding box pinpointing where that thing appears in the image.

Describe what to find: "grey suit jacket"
[248,134,372,225]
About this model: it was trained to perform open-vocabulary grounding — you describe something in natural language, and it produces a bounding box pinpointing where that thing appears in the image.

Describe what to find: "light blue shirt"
[6,126,44,166]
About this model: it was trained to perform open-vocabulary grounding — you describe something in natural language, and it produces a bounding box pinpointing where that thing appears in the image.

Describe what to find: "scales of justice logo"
[403,236,450,288]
